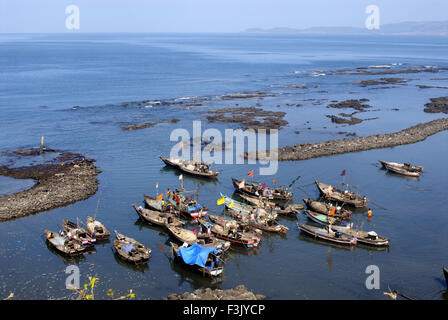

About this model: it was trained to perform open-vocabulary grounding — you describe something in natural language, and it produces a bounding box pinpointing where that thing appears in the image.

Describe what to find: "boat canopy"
[178,243,218,267]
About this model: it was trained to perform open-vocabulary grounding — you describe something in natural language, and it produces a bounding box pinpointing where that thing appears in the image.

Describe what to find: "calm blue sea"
[0,33,447,299]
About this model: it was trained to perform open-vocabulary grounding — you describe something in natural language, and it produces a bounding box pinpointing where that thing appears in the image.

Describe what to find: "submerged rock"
[424,96,448,114]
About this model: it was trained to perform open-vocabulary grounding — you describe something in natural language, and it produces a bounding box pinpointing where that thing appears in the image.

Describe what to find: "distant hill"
[243,21,448,35]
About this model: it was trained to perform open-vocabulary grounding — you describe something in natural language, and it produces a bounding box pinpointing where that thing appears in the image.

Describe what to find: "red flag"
[261,182,266,190]
[248,170,254,177]
[341,170,346,176]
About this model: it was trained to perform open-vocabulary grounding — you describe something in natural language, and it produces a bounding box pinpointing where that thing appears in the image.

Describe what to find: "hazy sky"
[1,0,447,33]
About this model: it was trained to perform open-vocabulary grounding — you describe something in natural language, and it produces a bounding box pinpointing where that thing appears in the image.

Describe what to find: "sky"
[0,0,447,33]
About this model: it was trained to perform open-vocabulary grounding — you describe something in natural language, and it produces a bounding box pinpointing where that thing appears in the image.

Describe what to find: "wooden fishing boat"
[195,227,231,252]
[379,160,423,177]
[220,193,276,220]
[331,227,390,246]
[62,220,96,246]
[44,230,87,256]
[297,223,356,246]
[166,192,208,219]
[303,198,352,220]
[239,194,303,216]
[86,216,110,240]
[199,220,261,249]
[207,214,262,236]
[247,219,289,234]
[160,156,219,178]
[113,231,151,265]
[133,205,183,227]
[232,178,293,201]
[379,160,423,172]
[165,224,198,245]
[315,180,369,208]
[170,242,224,278]
[143,194,176,213]
[304,210,353,229]
[443,267,448,288]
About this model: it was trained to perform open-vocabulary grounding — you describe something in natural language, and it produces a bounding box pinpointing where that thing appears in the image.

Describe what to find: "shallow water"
[0,33,447,299]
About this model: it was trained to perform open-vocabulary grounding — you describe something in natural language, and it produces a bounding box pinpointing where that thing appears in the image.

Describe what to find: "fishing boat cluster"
[44,157,425,279]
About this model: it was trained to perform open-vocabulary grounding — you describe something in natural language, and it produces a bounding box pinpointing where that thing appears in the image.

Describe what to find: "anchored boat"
[160,156,219,178]
[113,231,151,265]
[379,160,423,177]
[232,178,292,201]
[297,223,357,246]
[44,230,87,256]
[170,242,224,278]
[86,216,110,240]
[315,180,369,208]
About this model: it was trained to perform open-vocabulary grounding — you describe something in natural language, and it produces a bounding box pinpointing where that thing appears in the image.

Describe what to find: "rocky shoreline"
[244,117,448,161]
[165,285,266,300]
[0,149,101,222]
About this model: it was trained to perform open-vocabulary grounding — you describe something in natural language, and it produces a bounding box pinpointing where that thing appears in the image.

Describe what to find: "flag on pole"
[341,169,346,176]
[179,174,183,180]
[229,200,234,208]
[328,208,336,216]
[248,169,254,177]
[157,193,163,201]
[217,197,225,205]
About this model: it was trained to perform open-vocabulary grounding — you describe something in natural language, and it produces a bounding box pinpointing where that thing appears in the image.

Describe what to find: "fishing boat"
[232,178,293,201]
[297,223,357,246]
[315,180,369,208]
[62,220,96,246]
[113,231,151,265]
[303,198,352,220]
[443,267,448,288]
[379,160,423,177]
[170,242,224,278]
[160,156,219,178]
[304,210,353,229]
[199,220,261,249]
[195,225,231,252]
[144,194,176,213]
[133,205,183,227]
[207,214,262,236]
[166,191,208,219]
[220,193,276,220]
[86,216,110,240]
[239,194,303,216]
[331,227,390,246]
[165,224,198,245]
[44,230,87,256]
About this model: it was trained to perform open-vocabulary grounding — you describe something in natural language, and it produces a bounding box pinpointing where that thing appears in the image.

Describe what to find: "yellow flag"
[217,197,225,206]
[229,200,234,208]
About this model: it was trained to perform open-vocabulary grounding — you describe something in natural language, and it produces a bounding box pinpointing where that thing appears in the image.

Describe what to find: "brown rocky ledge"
[122,119,180,131]
[0,149,101,222]
[165,285,266,300]
[244,117,448,161]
